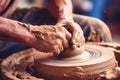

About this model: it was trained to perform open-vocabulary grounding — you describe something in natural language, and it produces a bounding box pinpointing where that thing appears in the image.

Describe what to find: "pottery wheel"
[34,45,116,80]
[0,44,117,80]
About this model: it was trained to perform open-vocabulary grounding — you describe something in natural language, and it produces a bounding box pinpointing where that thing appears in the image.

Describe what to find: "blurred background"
[18,0,120,43]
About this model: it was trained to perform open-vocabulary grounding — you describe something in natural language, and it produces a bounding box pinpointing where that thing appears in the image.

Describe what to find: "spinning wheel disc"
[34,45,116,79]
[0,44,117,80]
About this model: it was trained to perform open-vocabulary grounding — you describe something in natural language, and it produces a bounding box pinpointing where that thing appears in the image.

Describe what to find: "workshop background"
[19,0,120,43]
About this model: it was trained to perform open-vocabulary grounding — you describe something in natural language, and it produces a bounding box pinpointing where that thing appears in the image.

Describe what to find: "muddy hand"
[25,24,71,56]
[56,21,85,49]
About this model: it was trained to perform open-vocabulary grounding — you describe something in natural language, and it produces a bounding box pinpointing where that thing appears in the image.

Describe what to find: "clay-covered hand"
[27,25,71,55]
[56,21,85,49]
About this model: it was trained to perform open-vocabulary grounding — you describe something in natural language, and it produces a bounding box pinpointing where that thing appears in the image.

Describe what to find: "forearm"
[47,0,73,22]
[0,17,34,44]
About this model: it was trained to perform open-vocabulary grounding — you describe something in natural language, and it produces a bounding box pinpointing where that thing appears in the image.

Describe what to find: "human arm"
[47,0,85,49]
[0,17,33,43]
[47,0,73,22]
[0,17,71,55]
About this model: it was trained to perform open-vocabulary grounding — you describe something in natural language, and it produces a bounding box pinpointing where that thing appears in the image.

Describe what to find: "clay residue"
[18,22,62,41]
[31,25,58,41]
[62,67,120,80]
[63,67,85,79]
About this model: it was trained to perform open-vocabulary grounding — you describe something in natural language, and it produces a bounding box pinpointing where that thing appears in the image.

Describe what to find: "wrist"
[17,22,35,45]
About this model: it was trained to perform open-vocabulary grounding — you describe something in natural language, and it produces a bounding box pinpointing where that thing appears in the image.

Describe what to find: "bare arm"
[0,17,71,54]
[47,0,73,22]
[0,17,34,44]
[47,0,85,49]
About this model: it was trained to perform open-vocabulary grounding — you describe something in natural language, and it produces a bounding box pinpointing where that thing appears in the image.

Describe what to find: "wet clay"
[58,45,84,58]
[18,22,62,41]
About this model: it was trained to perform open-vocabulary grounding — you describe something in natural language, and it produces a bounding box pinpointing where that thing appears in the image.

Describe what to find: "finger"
[71,35,84,49]
[76,30,85,43]
[57,22,85,49]
[60,35,69,48]
[56,27,71,48]
[71,30,85,49]
[57,32,70,49]
[71,28,85,48]
[69,24,78,44]
[53,45,60,56]
[63,27,72,41]
[70,23,84,43]
[71,30,77,44]
[57,39,64,53]
[53,40,64,56]
[57,22,77,44]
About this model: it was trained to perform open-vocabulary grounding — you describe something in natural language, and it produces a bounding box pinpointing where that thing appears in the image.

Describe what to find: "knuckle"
[56,39,61,44]
[61,27,66,33]
[57,26,64,31]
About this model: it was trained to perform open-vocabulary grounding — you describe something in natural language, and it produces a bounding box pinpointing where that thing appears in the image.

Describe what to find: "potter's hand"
[56,21,85,49]
[26,25,71,55]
